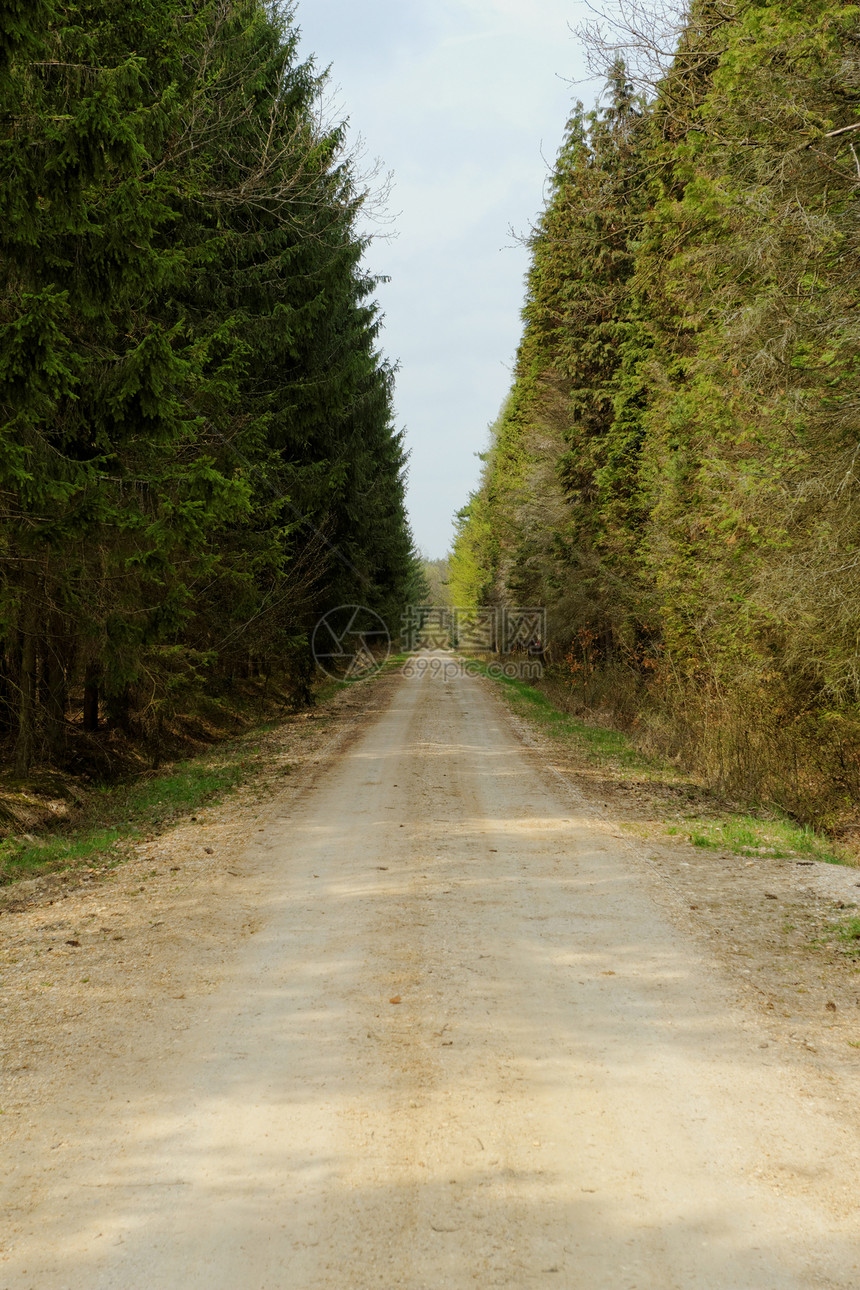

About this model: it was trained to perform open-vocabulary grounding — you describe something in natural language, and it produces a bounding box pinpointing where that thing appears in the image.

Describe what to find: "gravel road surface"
[2,657,859,1288]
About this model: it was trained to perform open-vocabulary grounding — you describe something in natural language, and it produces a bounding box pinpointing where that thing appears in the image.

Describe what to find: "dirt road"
[2,657,860,1288]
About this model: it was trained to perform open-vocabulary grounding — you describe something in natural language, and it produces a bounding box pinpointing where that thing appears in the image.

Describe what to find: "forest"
[451,0,860,831]
[0,0,420,775]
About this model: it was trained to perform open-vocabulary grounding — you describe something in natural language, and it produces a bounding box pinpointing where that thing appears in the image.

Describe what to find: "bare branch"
[824,120,860,138]
[573,0,690,96]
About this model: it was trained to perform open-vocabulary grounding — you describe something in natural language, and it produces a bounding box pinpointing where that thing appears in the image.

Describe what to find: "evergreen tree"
[453,0,860,820]
[0,0,417,769]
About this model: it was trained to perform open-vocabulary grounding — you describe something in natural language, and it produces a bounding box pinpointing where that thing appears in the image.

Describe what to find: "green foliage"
[419,557,450,607]
[454,63,653,643]
[0,0,416,771]
[453,2,860,828]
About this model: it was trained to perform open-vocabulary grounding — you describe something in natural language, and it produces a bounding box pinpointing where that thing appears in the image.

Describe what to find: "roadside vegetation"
[0,753,249,883]
[0,671,354,886]
[451,1,860,838]
[479,662,849,868]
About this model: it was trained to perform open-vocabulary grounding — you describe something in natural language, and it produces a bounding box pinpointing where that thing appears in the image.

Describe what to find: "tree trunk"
[106,683,132,735]
[290,638,315,709]
[15,601,38,774]
[0,648,14,735]
[83,664,100,732]
[42,636,68,761]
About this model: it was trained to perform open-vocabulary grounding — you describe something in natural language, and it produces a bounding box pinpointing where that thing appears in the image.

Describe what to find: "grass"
[666,814,840,863]
[834,917,860,957]
[0,751,251,883]
[0,667,369,887]
[0,662,385,887]
[472,658,848,867]
[313,677,351,705]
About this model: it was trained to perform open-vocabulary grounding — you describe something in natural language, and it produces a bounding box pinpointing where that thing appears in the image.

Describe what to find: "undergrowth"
[0,747,253,883]
[474,659,848,867]
[0,664,360,885]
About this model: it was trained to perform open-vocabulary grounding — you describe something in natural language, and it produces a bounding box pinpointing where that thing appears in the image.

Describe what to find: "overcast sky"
[294,1,603,559]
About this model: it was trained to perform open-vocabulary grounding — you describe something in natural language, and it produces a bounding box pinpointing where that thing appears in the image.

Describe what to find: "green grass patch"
[836,917,860,956]
[0,747,250,884]
[313,677,351,705]
[0,826,128,878]
[0,663,383,886]
[670,814,842,863]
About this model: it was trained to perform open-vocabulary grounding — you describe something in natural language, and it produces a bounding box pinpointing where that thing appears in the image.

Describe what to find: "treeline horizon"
[0,0,421,774]
[451,0,860,829]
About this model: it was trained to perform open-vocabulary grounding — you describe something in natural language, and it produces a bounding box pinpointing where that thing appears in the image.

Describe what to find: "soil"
[1,657,859,1288]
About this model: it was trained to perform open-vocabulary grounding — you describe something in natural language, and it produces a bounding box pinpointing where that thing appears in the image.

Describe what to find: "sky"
[294,1,603,559]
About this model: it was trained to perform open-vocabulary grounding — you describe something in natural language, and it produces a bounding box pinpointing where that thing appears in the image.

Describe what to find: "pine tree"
[0,0,417,769]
